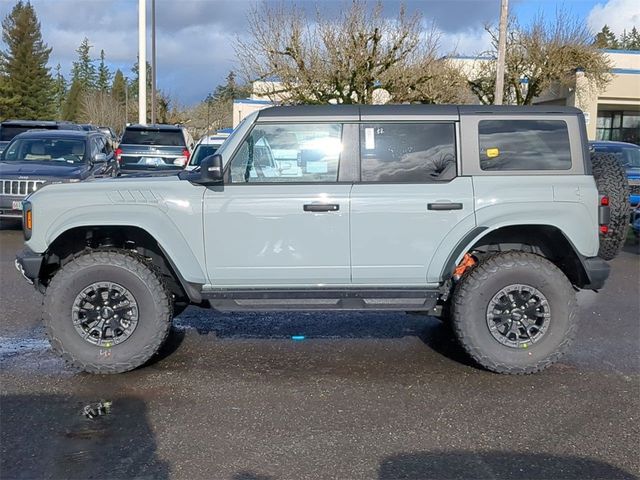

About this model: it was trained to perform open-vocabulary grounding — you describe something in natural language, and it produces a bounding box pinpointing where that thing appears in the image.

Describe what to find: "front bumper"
[0,195,25,218]
[15,247,43,285]
[581,256,610,290]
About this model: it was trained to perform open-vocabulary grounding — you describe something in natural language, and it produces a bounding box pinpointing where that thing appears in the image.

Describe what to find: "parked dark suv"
[116,124,194,174]
[0,120,82,154]
[0,130,118,218]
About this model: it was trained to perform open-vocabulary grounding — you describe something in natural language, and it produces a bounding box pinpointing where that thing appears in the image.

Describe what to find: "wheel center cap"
[101,306,114,319]
[511,309,523,321]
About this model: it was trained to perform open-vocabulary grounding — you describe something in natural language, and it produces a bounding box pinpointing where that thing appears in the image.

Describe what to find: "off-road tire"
[451,252,577,374]
[591,152,630,260]
[43,249,173,374]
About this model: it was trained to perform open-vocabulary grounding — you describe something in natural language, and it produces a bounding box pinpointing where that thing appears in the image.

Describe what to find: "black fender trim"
[15,247,43,284]
[440,227,488,280]
[156,244,203,304]
[579,256,610,290]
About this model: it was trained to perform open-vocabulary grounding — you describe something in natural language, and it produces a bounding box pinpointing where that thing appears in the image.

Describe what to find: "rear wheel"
[451,252,577,374]
[43,250,173,374]
[591,152,630,260]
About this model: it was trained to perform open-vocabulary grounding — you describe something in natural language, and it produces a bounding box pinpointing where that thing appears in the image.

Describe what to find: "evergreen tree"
[619,29,628,49]
[71,37,97,92]
[129,58,152,98]
[627,27,640,50]
[212,71,251,102]
[111,69,127,104]
[96,49,111,92]
[0,1,55,119]
[52,63,67,119]
[593,25,619,49]
[62,78,83,121]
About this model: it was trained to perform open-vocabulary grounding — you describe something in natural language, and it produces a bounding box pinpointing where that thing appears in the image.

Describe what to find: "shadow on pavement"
[172,310,477,369]
[175,310,437,340]
[0,218,22,231]
[378,451,638,480]
[232,473,275,480]
[0,394,169,479]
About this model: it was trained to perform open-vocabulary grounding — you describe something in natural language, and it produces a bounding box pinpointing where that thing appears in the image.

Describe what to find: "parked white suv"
[185,133,230,171]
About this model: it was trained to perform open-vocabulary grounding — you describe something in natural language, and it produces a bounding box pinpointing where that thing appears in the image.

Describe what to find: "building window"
[596,110,640,145]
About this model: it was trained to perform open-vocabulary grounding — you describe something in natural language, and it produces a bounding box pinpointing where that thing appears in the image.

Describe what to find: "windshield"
[189,144,221,167]
[121,128,185,146]
[593,144,640,168]
[1,138,86,164]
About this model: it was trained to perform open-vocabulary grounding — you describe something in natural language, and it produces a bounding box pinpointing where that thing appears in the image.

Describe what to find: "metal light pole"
[151,0,157,124]
[494,0,508,105]
[138,0,147,124]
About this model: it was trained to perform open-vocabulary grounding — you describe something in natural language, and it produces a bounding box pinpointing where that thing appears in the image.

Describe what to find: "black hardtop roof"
[125,123,183,131]
[257,104,583,119]
[12,129,92,140]
[1,119,77,126]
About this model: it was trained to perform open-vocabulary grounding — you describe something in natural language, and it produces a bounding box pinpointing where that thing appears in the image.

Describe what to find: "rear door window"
[479,120,571,171]
[360,123,457,182]
[121,128,185,146]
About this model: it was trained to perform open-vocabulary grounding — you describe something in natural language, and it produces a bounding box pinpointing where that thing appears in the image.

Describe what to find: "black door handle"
[303,203,340,212]
[428,202,463,211]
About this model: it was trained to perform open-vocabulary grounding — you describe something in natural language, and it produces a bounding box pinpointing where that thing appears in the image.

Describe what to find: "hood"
[0,161,90,179]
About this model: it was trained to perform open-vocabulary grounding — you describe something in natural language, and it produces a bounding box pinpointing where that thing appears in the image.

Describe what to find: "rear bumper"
[581,256,610,290]
[15,247,43,285]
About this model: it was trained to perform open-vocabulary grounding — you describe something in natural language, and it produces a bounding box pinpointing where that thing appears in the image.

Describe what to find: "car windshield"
[593,144,640,168]
[121,128,184,146]
[1,138,86,164]
[189,145,221,167]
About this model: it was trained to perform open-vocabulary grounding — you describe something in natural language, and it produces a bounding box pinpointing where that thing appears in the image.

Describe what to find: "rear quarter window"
[479,120,571,171]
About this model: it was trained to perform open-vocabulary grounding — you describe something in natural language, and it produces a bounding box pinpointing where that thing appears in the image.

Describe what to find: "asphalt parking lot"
[1,221,639,480]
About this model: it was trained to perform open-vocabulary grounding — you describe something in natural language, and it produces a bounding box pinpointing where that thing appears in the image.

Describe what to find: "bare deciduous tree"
[469,11,612,105]
[80,91,125,133]
[236,0,470,105]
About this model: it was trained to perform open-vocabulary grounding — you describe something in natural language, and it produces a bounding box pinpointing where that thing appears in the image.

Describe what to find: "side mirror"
[94,153,107,163]
[198,154,223,184]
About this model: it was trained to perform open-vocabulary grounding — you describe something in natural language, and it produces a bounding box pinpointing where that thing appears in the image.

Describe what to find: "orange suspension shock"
[453,253,477,280]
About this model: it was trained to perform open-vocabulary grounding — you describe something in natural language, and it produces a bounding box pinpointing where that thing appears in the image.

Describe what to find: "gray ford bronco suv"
[15,105,628,375]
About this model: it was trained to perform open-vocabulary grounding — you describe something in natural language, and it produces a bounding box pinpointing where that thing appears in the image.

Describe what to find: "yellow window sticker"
[486,147,500,158]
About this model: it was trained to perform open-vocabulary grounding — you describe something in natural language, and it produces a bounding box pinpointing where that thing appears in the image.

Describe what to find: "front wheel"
[43,250,173,374]
[451,252,577,374]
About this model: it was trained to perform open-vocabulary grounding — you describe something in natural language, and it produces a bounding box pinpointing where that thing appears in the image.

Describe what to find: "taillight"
[598,195,611,234]
[182,149,190,161]
[115,148,122,164]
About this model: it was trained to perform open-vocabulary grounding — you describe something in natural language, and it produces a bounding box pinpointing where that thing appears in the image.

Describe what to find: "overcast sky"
[1,0,638,105]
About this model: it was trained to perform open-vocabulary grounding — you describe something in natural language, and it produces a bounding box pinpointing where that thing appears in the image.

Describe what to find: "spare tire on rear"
[591,152,630,260]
